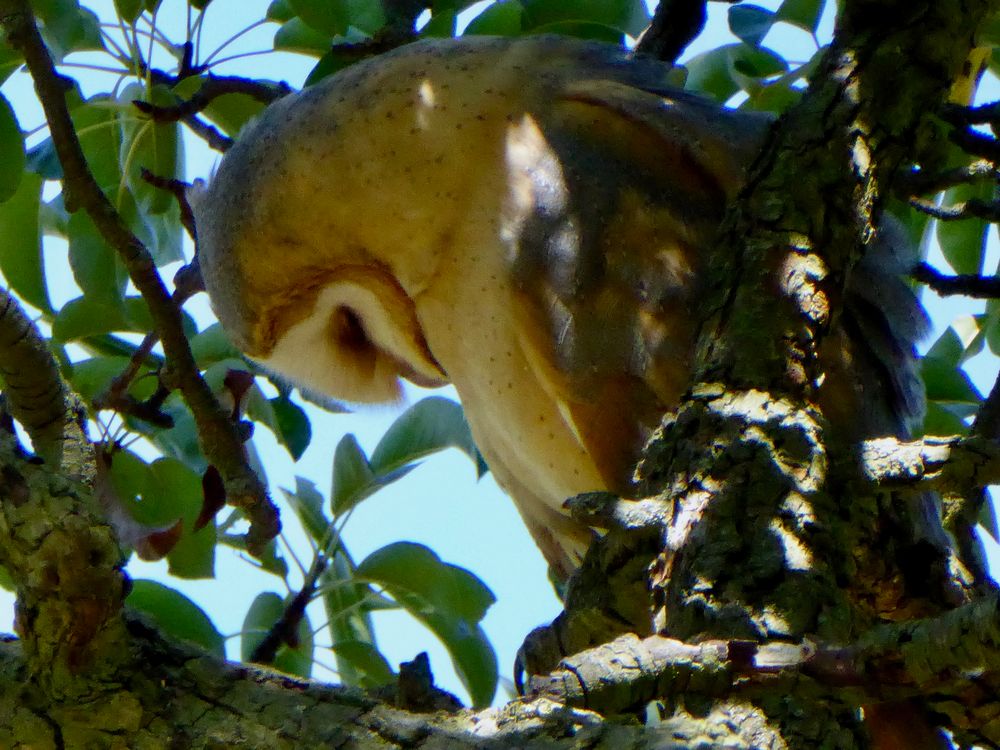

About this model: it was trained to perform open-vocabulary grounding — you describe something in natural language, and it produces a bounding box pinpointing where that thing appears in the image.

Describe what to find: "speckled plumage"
[195,35,926,580]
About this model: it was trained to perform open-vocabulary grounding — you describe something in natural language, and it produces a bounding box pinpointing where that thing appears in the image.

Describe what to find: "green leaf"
[464,1,523,35]
[979,493,1000,542]
[127,580,225,656]
[420,9,456,37]
[922,401,971,436]
[358,542,497,707]
[344,0,386,35]
[331,433,417,516]
[0,564,13,591]
[0,171,50,312]
[370,396,487,477]
[283,476,331,543]
[685,44,787,102]
[221,532,290,578]
[288,0,349,36]
[273,16,333,55]
[921,356,981,404]
[52,296,154,341]
[330,640,394,686]
[267,0,295,22]
[0,93,25,204]
[776,0,825,33]
[521,0,648,36]
[323,547,391,688]
[189,323,241,368]
[201,92,268,136]
[114,0,142,22]
[0,43,23,86]
[25,137,62,179]
[72,95,124,190]
[68,211,127,301]
[241,592,314,678]
[150,458,216,579]
[331,433,374,513]
[34,0,103,59]
[936,181,991,275]
[69,356,130,402]
[119,83,183,215]
[271,395,312,460]
[728,5,775,49]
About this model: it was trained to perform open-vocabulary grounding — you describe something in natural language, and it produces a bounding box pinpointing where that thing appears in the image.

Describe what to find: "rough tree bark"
[1,0,1000,748]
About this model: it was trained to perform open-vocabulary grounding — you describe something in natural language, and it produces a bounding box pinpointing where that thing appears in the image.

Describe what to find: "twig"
[132,74,291,122]
[895,160,999,195]
[184,114,233,152]
[943,100,1000,125]
[0,0,280,554]
[139,168,198,241]
[250,554,328,665]
[951,126,1000,162]
[909,195,1000,222]
[633,0,708,63]
[912,262,1000,298]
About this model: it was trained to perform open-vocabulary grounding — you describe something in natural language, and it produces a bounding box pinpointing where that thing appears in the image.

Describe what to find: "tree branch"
[0,286,82,466]
[525,595,1000,747]
[895,159,999,195]
[912,262,1000,298]
[132,74,291,123]
[0,0,279,554]
[633,0,708,62]
[249,554,327,666]
[909,195,1000,222]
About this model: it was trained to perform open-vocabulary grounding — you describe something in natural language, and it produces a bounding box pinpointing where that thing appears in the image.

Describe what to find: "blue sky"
[0,0,997,706]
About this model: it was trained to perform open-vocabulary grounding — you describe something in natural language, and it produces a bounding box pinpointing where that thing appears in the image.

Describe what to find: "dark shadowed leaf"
[127,580,224,656]
[241,591,314,678]
[776,0,825,33]
[357,542,496,707]
[464,1,523,35]
[271,395,312,460]
[729,5,775,48]
[937,182,991,275]
[323,547,394,688]
[0,171,49,312]
[0,93,25,204]
[283,476,330,543]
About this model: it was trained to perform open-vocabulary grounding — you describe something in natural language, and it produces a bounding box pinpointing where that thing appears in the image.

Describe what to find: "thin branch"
[909,195,1000,221]
[132,74,291,123]
[633,0,707,63]
[912,262,1000,298]
[943,99,1000,125]
[951,126,1000,162]
[249,554,328,665]
[183,114,232,152]
[0,0,279,554]
[895,159,999,195]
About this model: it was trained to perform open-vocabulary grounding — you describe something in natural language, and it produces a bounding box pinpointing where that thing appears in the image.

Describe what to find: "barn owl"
[194,35,926,582]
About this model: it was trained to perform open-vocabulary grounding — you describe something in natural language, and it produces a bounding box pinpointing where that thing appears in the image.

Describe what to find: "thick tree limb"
[0,286,80,466]
[0,0,279,555]
[525,595,1000,747]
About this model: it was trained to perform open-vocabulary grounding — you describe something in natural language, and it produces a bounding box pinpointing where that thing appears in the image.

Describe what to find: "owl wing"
[501,72,772,495]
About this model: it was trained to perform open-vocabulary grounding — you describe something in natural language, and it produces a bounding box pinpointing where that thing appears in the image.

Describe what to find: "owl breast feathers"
[195,35,926,581]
